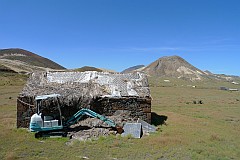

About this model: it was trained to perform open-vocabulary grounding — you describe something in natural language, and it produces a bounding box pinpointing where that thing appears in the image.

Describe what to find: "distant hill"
[72,66,117,73]
[72,66,103,72]
[121,65,145,73]
[99,68,116,73]
[140,56,206,81]
[204,70,213,75]
[0,48,65,73]
[137,55,239,82]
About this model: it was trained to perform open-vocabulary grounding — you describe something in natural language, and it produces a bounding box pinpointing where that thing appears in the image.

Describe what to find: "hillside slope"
[122,65,145,73]
[0,48,65,73]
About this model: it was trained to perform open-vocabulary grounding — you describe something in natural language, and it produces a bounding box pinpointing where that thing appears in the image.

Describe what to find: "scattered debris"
[220,86,228,90]
[232,81,239,85]
[198,100,203,104]
[68,111,136,141]
[70,128,114,141]
[68,115,156,141]
[229,88,238,92]
[75,156,90,159]
[220,87,239,92]
[192,100,203,104]
[187,85,196,88]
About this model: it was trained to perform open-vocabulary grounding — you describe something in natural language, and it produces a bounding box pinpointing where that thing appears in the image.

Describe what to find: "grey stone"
[121,123,142,138]
[137,118,156,133]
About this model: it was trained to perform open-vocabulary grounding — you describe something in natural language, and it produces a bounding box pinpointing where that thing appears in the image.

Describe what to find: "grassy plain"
[0,74,240,159]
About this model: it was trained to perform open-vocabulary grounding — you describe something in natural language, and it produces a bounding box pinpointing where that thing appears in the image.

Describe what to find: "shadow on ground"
[151,112,168,126]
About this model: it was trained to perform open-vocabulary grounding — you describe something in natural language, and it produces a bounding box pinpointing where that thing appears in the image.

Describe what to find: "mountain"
[0,48,65,73]
[143,55,240,82]
[123,55,209,81]
[73,66,103,72]
[121,65,145,73]
[142,56,207,81]
[99,68,116,73]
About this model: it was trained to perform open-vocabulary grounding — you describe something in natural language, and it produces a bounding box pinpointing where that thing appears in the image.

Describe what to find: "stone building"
[17,71,151,128]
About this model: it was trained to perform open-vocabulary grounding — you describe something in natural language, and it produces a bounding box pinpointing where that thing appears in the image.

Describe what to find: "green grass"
[0,74,240,159]
[0,72,28,86]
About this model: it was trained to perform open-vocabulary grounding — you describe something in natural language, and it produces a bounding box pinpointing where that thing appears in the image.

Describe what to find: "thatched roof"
[20,71,151,99]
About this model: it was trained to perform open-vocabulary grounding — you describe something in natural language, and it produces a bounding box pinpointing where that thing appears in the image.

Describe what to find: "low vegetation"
[0,72,28,86]
[0,74,240,159]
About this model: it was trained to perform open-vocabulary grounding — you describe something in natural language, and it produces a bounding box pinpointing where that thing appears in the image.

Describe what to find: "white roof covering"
[46,71,149,97]
[22,71,151,98]
[35,94,61,100]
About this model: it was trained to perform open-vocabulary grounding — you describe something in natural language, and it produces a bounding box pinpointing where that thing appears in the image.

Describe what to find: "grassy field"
[0,74,240,159]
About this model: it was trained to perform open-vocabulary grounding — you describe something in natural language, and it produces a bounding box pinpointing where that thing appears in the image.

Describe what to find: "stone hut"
[17,71,151,128]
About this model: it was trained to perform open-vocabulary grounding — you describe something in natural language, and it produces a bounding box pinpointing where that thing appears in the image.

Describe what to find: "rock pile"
[68,110,135,141]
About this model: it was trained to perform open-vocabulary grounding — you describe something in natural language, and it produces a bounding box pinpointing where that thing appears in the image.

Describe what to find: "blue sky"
[0,0,240,75]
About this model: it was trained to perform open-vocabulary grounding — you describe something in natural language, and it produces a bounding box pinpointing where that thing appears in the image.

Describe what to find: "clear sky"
[0,0,240,75]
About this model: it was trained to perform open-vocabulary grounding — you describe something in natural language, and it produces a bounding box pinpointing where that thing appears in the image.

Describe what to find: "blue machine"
[29,94,122,138]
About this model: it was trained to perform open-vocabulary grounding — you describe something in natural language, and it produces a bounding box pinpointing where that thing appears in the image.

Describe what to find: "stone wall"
[91,97,151,123]
[17,96,35,128]
[17,96,151,128]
